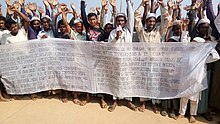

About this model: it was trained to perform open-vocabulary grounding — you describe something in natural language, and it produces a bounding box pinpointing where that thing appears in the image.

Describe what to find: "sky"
[0,0,219,20]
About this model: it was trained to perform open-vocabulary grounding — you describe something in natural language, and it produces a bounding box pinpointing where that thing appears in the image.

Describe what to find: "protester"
[0,1,219,122]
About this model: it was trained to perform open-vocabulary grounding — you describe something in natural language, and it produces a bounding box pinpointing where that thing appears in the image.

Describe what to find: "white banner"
[0,39,217,99]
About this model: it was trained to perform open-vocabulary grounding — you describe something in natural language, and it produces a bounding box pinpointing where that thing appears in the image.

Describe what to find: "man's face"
[88,16,98,27]
[74,22,83,34]
[116,16,126,28]
[58,24,67,33]
[31,20,41,31]
[41,18,50,31]
[146,17,156,30]
[198,23,209,36]
[104,24,114,34]
[0,20,6,30]
[9,23,18,35]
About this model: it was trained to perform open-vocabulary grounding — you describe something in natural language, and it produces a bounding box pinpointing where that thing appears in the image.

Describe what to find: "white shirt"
[1,28,27,44]
[108,27,132,43]
[37,28,54,39]
[69,29,86,41]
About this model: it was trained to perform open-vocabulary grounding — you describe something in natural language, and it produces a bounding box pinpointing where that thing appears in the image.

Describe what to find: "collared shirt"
[37,28,55,39]
[69,29,86,41]
[108,27,132,43]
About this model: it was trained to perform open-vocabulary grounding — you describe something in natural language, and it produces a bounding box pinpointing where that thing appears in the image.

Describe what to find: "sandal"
[108,103,117,112]
[160,110,168,116]
[169,112,177,120]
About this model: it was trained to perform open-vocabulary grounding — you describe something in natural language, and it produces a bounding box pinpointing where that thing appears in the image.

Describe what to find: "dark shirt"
[81,1,105,41]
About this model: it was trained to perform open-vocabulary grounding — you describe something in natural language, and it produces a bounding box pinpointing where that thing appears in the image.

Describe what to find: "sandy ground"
[0,95,219,124]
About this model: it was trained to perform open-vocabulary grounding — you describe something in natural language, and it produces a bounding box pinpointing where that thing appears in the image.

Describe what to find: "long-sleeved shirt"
[108,0,134,43]
[134,5,169,42]
[108,27,132,43]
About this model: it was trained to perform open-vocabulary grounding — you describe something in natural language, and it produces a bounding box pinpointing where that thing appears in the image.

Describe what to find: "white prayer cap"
[116,13,127,20]
[192,37,205,42]
[104,21,113,26]
[116,25,122,32]
[41,15,52,21]
[30,16,41,22]
[173,20,181,26]
[146,13,156,20]
[197,18,210,26]
[74,18,83,24]
[169,36,179,42]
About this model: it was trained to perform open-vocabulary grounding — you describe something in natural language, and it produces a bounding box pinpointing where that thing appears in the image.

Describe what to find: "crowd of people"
[0,0,220,123]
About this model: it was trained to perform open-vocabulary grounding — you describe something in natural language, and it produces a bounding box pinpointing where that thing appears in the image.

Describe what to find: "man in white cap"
[37,15,55,39]
[177,37,220,123]
[134,0,169,43]
[193,18,215,41]
[72,18,86,40]
[107,0,137,112]
[108,0,134,43]
[134,0,169,113]
[166,19,190,42]
[28,16,41,40]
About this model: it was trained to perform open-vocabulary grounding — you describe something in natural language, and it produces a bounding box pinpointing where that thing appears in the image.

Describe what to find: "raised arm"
[109,0,117,25]
[61,7,71,34]
[81,0,90,30]
[43,0,50,16]
[100,0,108,28]
[11,5,30,32]
[126,0,134,37]
[135,0,148,33]
[165,21,173,42]
[158,0,169,35]
[142,1,150,26]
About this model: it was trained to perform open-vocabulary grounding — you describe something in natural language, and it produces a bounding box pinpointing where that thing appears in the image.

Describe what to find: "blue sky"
[0,0,219,20]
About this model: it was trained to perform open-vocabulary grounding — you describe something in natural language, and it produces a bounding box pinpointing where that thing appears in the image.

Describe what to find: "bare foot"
[138,104,145,112]
[189,116,196,123]
[73,98,81,105]
[127,102,137,111]
[101,99,107,109]
[152,105,160,114]
[0,95,10,102]
[79,100,87,106]
[31,94,39,101]
[61,98,68,103]
[176,115,184,120]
